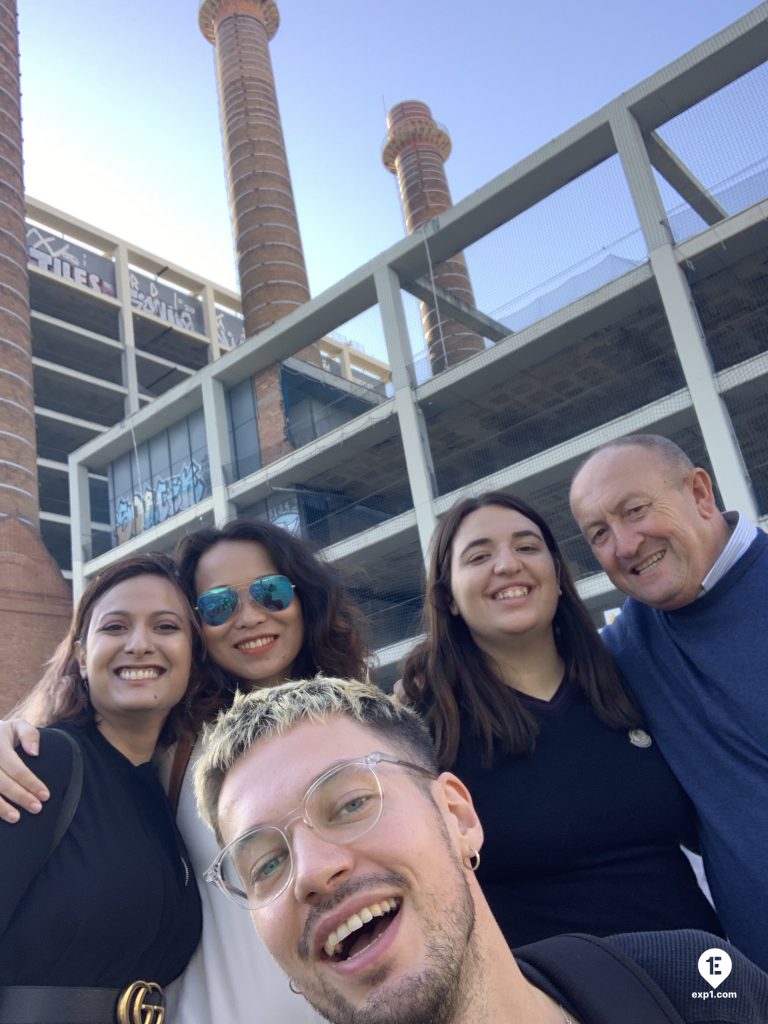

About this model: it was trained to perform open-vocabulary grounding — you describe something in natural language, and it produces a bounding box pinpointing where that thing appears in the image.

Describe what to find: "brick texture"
[0,517,73,716]
[383,101,485,375]
[200,0,324,468]
[0,0,39,525]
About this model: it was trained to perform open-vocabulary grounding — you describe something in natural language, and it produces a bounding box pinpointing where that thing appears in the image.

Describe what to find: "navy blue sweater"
[603,530,768,971]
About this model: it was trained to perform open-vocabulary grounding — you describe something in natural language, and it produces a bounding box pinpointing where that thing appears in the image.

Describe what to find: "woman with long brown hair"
[401,491,722,946]
[163,518,368,1024]
[0,518,369,1024]
[0,553,203,1023]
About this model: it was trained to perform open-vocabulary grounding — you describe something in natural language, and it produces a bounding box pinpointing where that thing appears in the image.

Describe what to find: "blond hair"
[194,676,438,841]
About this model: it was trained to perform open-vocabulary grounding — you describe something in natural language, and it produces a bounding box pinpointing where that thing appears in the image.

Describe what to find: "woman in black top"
[400,491,723,946]
[0,553,203,1023]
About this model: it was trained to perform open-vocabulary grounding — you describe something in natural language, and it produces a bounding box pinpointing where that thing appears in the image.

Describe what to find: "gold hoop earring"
[464,848,480,872]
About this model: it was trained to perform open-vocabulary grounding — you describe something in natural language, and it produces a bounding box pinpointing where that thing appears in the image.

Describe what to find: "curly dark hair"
[175,518,370,726]
[15,552,206,746]
[401,491,640,768]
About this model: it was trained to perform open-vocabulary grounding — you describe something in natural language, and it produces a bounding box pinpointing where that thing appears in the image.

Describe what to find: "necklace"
[560,1009,574,1024]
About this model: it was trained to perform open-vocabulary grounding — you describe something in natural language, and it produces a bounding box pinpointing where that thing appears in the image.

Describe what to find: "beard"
[292,845,477,1024]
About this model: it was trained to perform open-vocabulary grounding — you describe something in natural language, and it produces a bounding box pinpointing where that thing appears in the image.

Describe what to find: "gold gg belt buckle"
[116,981,165,1024]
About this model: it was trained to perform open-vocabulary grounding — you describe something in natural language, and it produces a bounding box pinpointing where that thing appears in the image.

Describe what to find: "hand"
[0,719,48,822]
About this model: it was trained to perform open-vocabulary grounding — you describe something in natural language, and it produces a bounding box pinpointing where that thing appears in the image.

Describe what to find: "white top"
[161,738,323,1024]
[700,510,757,593]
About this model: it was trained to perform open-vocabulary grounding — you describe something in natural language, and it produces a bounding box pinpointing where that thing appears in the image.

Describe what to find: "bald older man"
[570,434,768,971]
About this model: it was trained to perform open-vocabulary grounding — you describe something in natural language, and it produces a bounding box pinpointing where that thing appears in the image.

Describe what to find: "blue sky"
[17,0,760,309]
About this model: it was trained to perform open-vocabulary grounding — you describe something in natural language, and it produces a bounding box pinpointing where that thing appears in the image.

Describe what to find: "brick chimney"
[199,0,321,464]
[383,100,484,375]
[0,0,73,713]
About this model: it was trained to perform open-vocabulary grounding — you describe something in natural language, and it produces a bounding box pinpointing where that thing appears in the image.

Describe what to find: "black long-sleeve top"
[449,676,724,946]
[0,722,201,986]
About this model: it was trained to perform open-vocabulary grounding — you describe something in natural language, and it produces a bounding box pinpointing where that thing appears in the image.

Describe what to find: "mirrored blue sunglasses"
[196,574,295,626]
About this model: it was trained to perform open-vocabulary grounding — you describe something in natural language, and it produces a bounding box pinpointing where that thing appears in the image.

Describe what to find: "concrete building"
[23,197,247,577]
[0,185,388,713]
[69,7,768,685]
[22,198,389,575]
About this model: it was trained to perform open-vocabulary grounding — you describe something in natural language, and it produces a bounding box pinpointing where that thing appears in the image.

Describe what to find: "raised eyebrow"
[246,758,358,832]
[457,529,543,560]
[92,608,133,622]
[457,536,493,560]
[202,575,273,592]
[582,499,646,536]
[95,608,185,620]
[580,518,604,534]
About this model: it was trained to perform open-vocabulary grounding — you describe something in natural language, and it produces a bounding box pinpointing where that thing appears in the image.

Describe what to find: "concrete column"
[200,282,223,361]
[114,243,140,415]
[68,459,92,603]
[610,105,757,517]
[382,101,484,375]
[202,377,236,524]
[375,265,437,561]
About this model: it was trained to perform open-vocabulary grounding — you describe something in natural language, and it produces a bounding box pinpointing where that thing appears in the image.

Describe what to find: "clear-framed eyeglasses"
[205,751,436,910]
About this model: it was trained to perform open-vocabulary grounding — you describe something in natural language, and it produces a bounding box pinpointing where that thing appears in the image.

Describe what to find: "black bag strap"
[43,728,83,865]
[515,933,685,1024]
[168,736,195,815]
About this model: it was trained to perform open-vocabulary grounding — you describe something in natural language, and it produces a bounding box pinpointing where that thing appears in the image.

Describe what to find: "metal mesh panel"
[655,60,768,236]
[724,385,768,516]
[426,292,685,496]
[403,156,646,385]
[688,229,768,372]
[334,531,426,671]
[234,423,412,551]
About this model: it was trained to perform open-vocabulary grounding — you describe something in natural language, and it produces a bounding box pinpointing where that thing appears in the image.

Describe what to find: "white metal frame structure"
[68,7,768,681]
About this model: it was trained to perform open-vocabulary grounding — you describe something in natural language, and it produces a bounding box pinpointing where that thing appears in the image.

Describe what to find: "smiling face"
[217,716,482,1024]
[570,445,727,610]
[448,505,560,656]
[194,540,304,688]
[78,574,193,736]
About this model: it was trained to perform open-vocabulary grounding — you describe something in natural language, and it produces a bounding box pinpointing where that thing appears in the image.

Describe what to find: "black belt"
[0,981,165,1024]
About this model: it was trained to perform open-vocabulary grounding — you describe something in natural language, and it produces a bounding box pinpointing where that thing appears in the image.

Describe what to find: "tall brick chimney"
[0,0,73,714]
[199,0,320,464]
[383,100,484,375]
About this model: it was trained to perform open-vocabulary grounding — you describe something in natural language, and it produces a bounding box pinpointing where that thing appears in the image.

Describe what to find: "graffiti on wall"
[26,226,117,296]
[114,459,209,544]
[130,270,204,333]
[217,309,246,349]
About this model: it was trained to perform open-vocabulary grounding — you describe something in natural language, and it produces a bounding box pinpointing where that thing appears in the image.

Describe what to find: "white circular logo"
[697,948,732,989]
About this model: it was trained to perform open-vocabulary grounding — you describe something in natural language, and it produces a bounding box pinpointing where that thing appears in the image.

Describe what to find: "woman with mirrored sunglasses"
[164,519,368,1024]
[0,519,368,1024]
